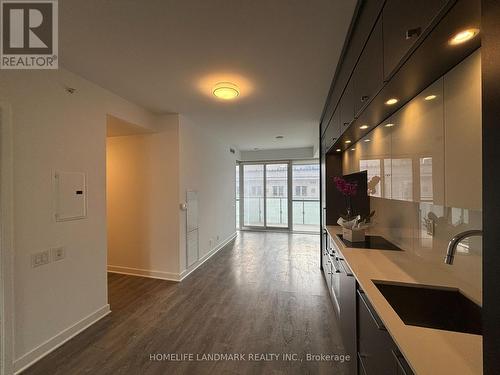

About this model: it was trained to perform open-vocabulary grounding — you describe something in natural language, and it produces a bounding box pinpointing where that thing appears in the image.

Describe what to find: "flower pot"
[342,227,366,243]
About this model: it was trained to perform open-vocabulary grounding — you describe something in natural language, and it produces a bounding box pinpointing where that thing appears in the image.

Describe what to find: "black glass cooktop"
[337,235,402,251]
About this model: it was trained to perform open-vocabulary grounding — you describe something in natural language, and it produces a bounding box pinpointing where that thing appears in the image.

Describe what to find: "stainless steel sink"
[374,281,482,335]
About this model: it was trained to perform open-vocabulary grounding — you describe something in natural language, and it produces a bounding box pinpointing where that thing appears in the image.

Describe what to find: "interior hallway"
[22,232,347,375]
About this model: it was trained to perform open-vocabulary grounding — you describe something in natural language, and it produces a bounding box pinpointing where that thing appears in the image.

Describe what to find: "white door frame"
[0,102,15,375]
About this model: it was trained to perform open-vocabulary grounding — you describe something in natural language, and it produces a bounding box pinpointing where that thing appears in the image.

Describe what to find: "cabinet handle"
[360,95,369,102]
[405,27,422,40]
[357,289,386,331]
[331,258,341,273]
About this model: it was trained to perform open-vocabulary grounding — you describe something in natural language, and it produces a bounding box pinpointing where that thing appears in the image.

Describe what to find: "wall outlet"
[32,250,50,268]
[51,247,65,262]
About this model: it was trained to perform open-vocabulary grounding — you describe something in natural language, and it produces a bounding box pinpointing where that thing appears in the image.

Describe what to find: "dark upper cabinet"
[322,108,341,152]
[353,18,384,116]
[383,0,448,80]
[340,79,356,132]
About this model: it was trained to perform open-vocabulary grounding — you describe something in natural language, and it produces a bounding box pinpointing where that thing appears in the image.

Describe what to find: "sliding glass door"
[265,163,288,228]
[241,162,290,229]
[292,162,320,232]
[243,164,265,227]
[239,160,319,232]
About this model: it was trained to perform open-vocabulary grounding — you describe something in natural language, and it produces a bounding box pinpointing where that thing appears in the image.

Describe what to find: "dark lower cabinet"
[339,258,357,375]
[357,288,414,375]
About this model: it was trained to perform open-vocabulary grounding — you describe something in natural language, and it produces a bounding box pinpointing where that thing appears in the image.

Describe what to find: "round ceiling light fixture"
[449,28,479,45]
[212,82,240,100]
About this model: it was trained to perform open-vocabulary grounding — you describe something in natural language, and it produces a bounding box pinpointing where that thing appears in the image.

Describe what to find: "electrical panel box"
[54,171,87,221]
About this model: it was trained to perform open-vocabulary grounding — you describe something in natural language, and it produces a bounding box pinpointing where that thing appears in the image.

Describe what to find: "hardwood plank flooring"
[22,231,349,375]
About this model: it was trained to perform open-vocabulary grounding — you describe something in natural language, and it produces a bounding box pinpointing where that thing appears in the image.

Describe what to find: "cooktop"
[337,235,402,251]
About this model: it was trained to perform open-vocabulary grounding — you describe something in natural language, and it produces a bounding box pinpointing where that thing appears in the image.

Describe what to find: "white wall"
[178,116,237,274]
[0,68,238,372]
[0,68,157,371]
[106,115,180,278]
[239,147,314,161]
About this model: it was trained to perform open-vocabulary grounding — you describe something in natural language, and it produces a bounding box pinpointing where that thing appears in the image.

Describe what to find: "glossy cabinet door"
[322,107,341,153]
[390,79,445,204]
[354,18,384,116]
[382,0,447,80]
[443,50,482,210]
[340,79,356,133]
[356,123,392,199]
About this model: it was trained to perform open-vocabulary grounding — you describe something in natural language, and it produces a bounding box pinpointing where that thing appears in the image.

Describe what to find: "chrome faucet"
[444,230,483,265]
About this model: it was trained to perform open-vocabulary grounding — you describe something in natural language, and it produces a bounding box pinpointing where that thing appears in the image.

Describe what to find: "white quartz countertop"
[325,226,482,375]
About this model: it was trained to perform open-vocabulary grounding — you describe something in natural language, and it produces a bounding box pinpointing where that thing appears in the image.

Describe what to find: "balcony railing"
[240,196,320,231]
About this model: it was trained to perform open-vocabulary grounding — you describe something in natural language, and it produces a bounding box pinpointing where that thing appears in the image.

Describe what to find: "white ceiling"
[60,0,356,150]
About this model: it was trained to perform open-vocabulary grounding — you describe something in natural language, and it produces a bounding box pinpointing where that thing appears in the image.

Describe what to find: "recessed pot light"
[424,95,437,101]
[449,28,479,45]
[385,98,398,105]
[345,140,351,144]
[385,123,395,127]
[360,125,369,130]
[213,82,239,100]
[336,149,341,152]
[351,148,356,151]
[364,139,371,142]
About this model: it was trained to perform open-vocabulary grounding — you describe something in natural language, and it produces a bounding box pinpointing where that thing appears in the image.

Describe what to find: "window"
[272,186,284,196]
[251,186,262,196]
[237,161,319,232]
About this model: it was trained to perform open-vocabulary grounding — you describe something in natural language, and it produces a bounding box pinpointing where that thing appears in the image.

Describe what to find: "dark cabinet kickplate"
[337,235,402,251]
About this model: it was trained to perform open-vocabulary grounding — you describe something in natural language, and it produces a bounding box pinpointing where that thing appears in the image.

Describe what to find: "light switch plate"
[32,250,50,268]
[51,247,65,262]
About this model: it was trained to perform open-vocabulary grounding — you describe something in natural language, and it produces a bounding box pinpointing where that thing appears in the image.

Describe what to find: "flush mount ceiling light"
[449,28,479,45]
[360,125,369,130]
[345,140,352,144]
[385,123,395,127]
[385,98,399,105]
[424,95,437,101]
[212,82,239,100]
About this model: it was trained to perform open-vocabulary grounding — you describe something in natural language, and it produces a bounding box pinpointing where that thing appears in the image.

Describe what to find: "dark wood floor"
[23,231,348,375]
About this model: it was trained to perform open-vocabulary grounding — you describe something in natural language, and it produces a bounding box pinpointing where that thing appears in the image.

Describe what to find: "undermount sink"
[374,281,482,335]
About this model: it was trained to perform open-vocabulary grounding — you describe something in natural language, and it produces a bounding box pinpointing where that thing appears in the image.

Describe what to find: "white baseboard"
[107,232,237,283]
[14,304,111,374]
[179,232,237,281]
[107,265,180,282]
